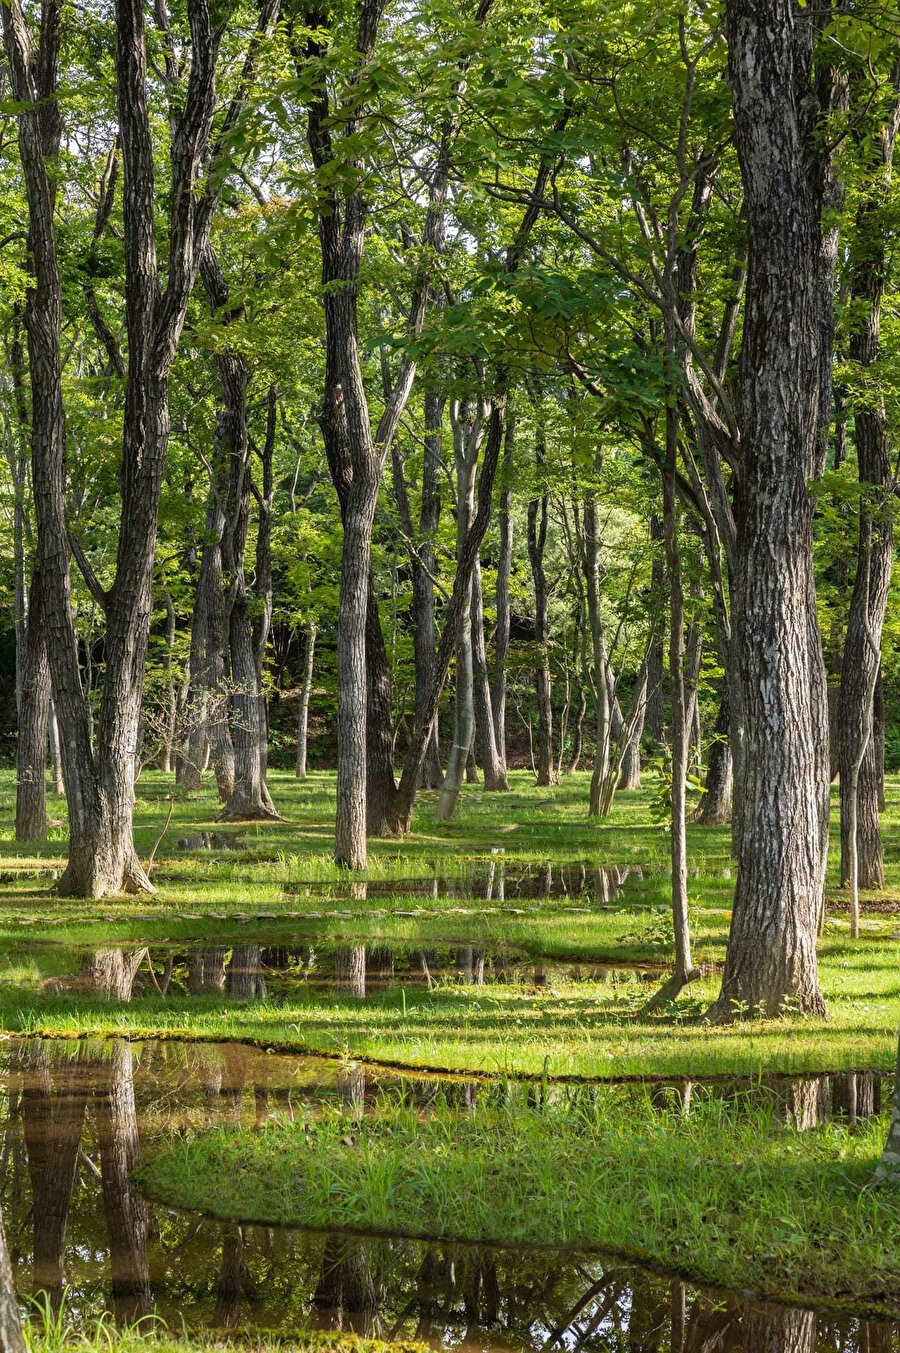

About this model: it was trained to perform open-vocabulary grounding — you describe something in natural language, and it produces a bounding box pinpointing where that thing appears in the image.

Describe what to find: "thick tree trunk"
[838,92,899,903]
[708,0,828,1019]
[296,622,316,778]
[16,570,50,840]
[227,944,265,997]
[5,0,226,897]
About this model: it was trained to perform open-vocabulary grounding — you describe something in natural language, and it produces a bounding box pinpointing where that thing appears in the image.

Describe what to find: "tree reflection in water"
[0,1039,893,1351]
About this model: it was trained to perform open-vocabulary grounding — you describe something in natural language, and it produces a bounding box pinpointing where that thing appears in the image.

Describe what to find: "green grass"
[136,1087,900,1317]
[22,1311,426,1353]
[0,929,898,1081]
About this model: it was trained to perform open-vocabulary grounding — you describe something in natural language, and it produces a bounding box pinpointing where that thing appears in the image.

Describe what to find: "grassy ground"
[0,770,896,1079]
[136,1089,900,1317]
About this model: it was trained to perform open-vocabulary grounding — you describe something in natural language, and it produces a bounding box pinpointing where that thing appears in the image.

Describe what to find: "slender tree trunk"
[47,698,64,796]
[696,694,732,825]
[296,622,316,778]
[618,664,647,791]
[414,392,444,789]
[471,557,506,789]
[527,479,553,787]
[16,570,49,840]
[436,400,484,820]
[645,514,666,747]
[648,411,700,1008]
[491,409,515,781]
[708,0,828,1019]
[160,592,177,772]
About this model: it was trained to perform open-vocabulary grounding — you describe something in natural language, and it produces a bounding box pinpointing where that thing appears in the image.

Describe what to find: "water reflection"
[15,940,666,1002]
[0,1039,893,1350]
[282,861,662,905]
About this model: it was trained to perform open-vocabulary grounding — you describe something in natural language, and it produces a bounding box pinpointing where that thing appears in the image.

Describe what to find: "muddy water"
[0,1036,894,1350]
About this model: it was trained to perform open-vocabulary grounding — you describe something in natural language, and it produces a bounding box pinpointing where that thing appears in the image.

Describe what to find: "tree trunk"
[491,409,515,781]
[708,0,828,1019]
[838,90,899,903]
[226,944,265,997]
[414,392,444,789]
[5,0,228,897]
[647,411,700,1008]
[618,664,647,792]
[471,558,506,790]
[696,694,732,825]
[47,698,64,796]
[645,514,666,746]
[436,400,484,821]
[527,481,553,787]
[296,622,316,778]
[16,569,49,840]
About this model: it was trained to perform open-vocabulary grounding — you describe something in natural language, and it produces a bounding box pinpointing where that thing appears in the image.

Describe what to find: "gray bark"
[709,0,828,1018]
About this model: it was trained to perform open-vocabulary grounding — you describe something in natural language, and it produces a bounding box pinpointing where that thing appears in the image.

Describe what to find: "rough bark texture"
[838,88,899,895]
[436,400,484,820]
[645,514,666,746]
[296,622,316,778]
[696,694,732,825]
[335,944,366,998]
[527,449,552,787]
[15,569,49,840]
[201,255,278,822]
[5,0,227,896]
[491,410,515,780]
[413,392,444,789]
[471,556,506,790]
[709,0,828,1019]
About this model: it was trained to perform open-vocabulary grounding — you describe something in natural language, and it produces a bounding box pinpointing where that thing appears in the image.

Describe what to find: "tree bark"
[413,392,444,789]
[837,88,899,902]
[527,448,553,787]
[436,400,484,819]
[708,0,828,1019]
[296,622,316,778]
[47,699,64,796]
[645,514,666,746]
[491,409,515,780]
[471,556,506,789]
[5,0,230,896]
[696,694,732,825]
[16,569,49,840]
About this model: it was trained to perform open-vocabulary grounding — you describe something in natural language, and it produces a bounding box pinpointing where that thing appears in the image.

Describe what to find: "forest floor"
[2,769,900,1321]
